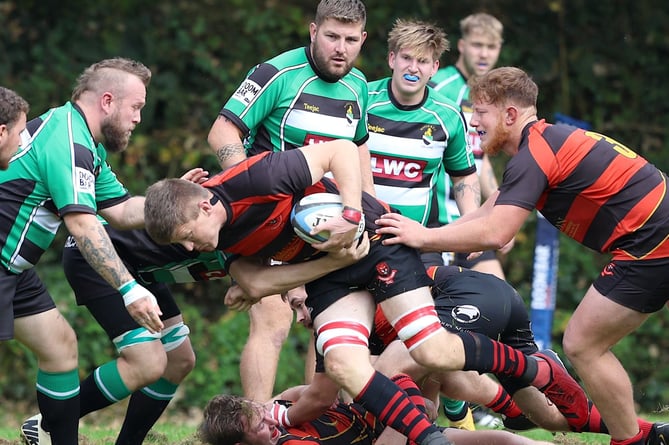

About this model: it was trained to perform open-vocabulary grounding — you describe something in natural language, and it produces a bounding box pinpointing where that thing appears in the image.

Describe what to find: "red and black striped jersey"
[497,120,669,260]
[278,401,382,445]
[202,149,388,263]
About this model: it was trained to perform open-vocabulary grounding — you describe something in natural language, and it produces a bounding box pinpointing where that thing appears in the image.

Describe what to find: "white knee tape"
[316,319,370,356]
[161,322,191,352]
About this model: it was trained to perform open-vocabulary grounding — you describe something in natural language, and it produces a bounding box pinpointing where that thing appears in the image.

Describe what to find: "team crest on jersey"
[451,305,480,324]
[345,103,355,126]
[375,261,397,285]
[232,79,261,105]
[76,167,95,194]
[421,125,435,145]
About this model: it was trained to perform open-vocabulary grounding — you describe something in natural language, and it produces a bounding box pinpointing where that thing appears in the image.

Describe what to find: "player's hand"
[126,293,164,333]
[311,214,362,252]
[269,402,292,427]
[180,167,209,184]
[465,251,484,261]
[375,212,427,249]
[224,284,260,311]
[326,232,370,266]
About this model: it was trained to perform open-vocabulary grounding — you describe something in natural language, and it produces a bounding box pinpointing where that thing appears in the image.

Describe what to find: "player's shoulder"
[366,77,390,94]
[426,87,461,111]
[264,46,309,69]
[344,66,368,84]
[431,65,461,83]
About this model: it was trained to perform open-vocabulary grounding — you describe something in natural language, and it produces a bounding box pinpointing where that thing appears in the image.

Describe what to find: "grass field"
[1,400,667,444]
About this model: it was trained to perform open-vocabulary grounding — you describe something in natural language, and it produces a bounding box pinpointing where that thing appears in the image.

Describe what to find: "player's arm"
[269,372,341,427]
[62,212,163,333]
[98,196,146,230]
[479,154,499,201]
[450,171,481,216]
[378,199,529,252]
[207,114,247,169]
[227,234,369,304]
[357,142,376,197]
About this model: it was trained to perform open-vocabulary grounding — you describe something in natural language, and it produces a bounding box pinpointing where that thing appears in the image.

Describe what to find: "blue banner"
[530,212,560,350]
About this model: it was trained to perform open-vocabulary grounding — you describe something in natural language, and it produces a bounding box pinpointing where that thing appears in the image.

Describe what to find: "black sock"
[354,371,439,444]
[457,331,537,382]
[37,391,79,443]
[79,372,115,418]
[115,390,170,445]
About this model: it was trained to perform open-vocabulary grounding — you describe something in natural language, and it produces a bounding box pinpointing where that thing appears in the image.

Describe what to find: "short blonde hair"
[460,13,503,44]
[387,18,449,61]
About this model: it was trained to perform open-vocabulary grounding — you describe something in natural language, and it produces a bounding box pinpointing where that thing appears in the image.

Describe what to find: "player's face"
[470,101,510,156]
[286,288,312,329]
[101,76,146,153]
[309,18,366,82]
[458,30,502,79]
[243,404,281,445]
[388,48,438,106]
[172,210,221,252]
[0,112,26,170]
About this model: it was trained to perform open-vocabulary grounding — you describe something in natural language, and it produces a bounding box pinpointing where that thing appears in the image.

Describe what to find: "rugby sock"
[80,360,132,417]
[638,419,652,441]
[440,397,468,421]
[486,386,522,418]
[354,371,442,445]
[116,378,177,445]
[391,373,427,414]
[36,368,80,443]
[457,331,537,381]
[611,428,644,445]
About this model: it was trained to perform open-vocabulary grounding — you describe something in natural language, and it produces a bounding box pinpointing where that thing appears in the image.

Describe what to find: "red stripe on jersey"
[561,152,647,243]
[601,180,665,252]
[202,151,272,187]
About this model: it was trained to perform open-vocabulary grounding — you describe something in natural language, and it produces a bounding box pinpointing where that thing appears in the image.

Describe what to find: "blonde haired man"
[430,13,511,281]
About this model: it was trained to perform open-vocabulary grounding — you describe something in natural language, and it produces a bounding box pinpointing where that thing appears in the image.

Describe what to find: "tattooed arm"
[451,172,481,217]
[207,115,248,169]
[62,212,164,333]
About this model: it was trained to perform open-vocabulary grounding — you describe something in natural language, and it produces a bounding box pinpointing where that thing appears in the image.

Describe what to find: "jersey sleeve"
[44,136,99,216]
[353,76,370,146]
[221,62,283,138]
[496,147,549,210]
[441,105,476,177]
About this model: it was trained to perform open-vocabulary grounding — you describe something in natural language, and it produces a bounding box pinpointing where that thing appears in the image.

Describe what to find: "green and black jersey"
[221,46,369,153]
[0,102,129,273]
[366,78,475,226]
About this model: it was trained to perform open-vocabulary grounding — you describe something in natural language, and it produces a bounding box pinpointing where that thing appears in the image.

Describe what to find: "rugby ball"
[290,193,365,244]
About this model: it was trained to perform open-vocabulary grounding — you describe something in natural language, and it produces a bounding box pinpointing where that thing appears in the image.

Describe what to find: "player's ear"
[505,106,519,124]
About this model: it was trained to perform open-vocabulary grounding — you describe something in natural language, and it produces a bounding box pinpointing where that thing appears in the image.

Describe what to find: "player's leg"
[115,314,195,445]
[13,270,80,445]
[563,284,650,443]
[313,291,449,445]
[379,285,589,429]
[241,293,294,401]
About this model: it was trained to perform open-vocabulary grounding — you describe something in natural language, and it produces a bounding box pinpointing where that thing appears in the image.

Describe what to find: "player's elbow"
[486,232,514,250]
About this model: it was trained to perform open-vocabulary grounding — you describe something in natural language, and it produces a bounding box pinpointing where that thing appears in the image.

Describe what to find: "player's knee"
[166,342,196,382]
[115,328,168,383]
[409,345,450,371]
